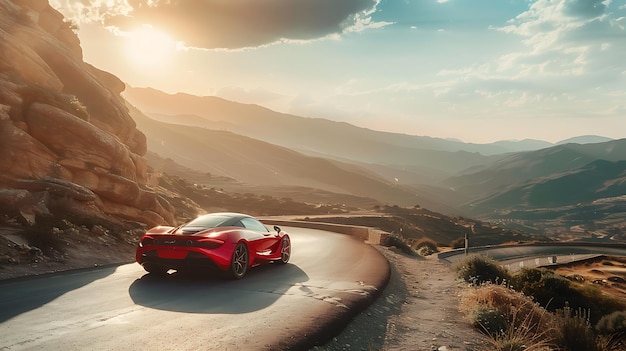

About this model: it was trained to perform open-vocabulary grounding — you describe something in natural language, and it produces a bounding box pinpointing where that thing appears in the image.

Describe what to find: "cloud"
[562,0,607,18]
[456,0,626,93]
[52,0,381,49]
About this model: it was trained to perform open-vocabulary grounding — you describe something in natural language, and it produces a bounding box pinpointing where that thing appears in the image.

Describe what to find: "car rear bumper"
[137,247,232,272]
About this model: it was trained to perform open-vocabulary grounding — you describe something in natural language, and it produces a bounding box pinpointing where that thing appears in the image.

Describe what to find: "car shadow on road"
[0,266,118,323]
[128,263,309,314]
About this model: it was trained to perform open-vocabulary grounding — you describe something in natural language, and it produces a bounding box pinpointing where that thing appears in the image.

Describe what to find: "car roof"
[183,212,254,228]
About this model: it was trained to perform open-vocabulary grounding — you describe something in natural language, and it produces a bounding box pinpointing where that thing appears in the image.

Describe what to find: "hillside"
[304,205,548,248]
[128,104,444,210]
[443,139,626,200]
[443,142,626,241]
[123,87,512,185]
[467,160,626,212]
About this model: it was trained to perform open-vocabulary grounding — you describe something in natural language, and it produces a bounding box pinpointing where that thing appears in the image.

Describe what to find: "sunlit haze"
[124,25,177,68]
[50,0,626,143]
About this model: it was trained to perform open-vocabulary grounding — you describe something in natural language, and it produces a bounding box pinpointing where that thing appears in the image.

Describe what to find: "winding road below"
[0,227,389,351]
[439,243,626,272]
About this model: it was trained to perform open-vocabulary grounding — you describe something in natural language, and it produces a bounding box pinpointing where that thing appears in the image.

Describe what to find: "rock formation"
[0,0,175,228]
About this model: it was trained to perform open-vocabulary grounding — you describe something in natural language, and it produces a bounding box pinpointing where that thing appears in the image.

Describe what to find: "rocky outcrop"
[0,0,175,228]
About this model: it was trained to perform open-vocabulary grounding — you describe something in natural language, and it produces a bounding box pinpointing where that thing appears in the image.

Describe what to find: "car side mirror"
[273,225,281,233]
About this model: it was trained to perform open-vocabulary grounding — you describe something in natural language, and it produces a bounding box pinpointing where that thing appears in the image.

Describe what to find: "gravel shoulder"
[313,246,490,351]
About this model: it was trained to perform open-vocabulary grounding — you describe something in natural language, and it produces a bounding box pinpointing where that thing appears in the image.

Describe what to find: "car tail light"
[196,238,224,249]
[139,236,155,247]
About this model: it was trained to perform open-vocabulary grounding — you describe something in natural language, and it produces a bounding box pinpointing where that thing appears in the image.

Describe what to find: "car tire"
[278,235,290,264]
[229,242,249,279]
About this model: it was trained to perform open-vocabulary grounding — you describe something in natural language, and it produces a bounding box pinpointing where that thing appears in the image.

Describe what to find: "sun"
[125,25,176,68]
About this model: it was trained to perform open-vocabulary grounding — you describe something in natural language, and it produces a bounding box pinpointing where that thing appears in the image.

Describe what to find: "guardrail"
[260,219,390,245]
[438,241,626,267]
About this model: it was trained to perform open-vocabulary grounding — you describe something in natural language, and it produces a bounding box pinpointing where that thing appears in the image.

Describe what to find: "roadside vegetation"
[454,254,626,350]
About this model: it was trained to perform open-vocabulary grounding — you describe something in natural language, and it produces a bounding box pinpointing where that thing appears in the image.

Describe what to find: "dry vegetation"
[454,254,626,350]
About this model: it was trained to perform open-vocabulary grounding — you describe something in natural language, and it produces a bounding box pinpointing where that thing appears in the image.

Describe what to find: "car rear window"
[185,215,233,228]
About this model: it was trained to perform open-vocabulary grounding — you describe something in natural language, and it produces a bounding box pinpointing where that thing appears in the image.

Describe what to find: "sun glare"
[125,25,176,68]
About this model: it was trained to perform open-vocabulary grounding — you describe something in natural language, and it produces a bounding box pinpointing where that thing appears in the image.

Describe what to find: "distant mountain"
[122,86,624,223]
[443,139,626,201]
[557,135,614,145]
[127,104,454,210]
[489,139,554,153]
[465,159,626,214]
[123,87,518,182]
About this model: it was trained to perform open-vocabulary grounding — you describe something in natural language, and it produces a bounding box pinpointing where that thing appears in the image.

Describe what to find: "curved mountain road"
[440,243,626,272]
[0,227,389,351]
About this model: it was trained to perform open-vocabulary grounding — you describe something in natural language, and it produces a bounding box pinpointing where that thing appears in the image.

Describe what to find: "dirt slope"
[313,246,489,351]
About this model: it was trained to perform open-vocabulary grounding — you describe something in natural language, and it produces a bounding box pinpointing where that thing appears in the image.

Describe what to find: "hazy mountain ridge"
[124,87,533,177]
[127,104,443,210]
[465,159,626,214]
[123,86,625,238]
[557,135,615,145]
[443,139,626,200]
[124,88,612,157]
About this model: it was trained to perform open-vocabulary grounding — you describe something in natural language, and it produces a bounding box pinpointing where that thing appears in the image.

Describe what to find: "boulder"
[0,0,176,228]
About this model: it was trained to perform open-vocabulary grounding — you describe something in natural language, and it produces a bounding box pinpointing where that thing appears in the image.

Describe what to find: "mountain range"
[123,86,625,238]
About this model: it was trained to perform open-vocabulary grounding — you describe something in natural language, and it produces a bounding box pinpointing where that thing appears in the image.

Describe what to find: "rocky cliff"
[0,0,175,228]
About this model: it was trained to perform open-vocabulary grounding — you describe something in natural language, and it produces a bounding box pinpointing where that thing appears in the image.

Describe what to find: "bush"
[469,305,508,336]
[554,306,599,351]
[574,284,625,324]
[596,311,626,336]
[461,285,555,350]
[453,254,510,285]
[385,234,418,256]
[510,268,625,323]
[510,268,576,310]
[450,237,465,249]
[413,238,438,256]
[595,312,626,351]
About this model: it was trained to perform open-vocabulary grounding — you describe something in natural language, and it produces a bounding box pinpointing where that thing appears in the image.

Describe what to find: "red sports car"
[136,212,291,279]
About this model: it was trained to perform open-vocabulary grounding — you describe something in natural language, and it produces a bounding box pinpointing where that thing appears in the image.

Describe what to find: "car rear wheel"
[278,236,290,264]
[143,263,168,275]
[230,242,249,279]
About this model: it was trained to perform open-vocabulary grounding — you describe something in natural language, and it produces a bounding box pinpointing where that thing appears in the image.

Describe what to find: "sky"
[49,0,626,144]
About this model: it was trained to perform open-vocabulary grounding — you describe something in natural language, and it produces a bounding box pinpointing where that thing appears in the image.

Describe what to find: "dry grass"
[459,275,626,351]
[461,284,556,350]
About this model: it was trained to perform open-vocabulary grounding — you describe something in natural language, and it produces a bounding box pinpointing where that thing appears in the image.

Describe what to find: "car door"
[240,217,276,252]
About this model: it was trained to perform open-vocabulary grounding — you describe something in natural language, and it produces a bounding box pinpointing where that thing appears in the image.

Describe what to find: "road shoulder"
[312,246,489,351]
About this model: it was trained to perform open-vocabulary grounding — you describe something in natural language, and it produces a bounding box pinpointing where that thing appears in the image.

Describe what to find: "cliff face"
[0,0,175,228]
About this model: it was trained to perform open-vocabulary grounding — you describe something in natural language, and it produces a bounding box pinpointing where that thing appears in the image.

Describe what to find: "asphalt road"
[0,227,389,351]
[440,243,626,268]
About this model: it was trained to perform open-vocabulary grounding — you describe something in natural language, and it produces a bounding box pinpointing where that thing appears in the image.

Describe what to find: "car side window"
[232,220,245,228]
[240,217,269,233]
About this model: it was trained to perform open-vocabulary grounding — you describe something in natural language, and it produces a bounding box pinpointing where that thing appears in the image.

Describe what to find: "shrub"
[510,268,576,310]
[469,304,509,336]
[461,285,555,350]
[596,311,626,336]
[413,238,438,256]
[574,284,625,324]
[554,306,599,351]
[385,234,418,256]
[596,311,626,349]
[510,268,625,324]
[450,237,465,249]
[453,254,510,285]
